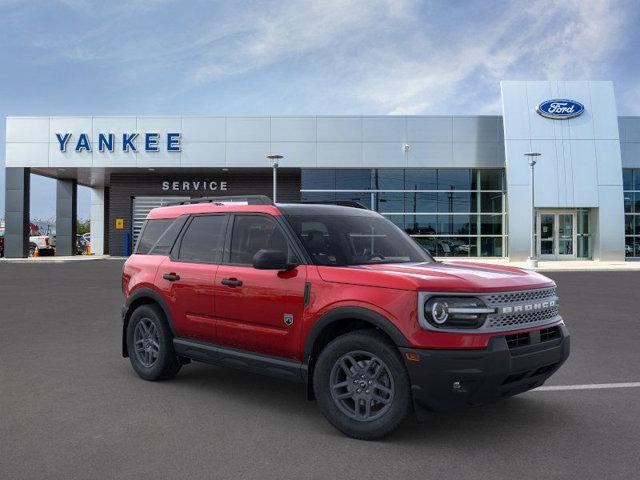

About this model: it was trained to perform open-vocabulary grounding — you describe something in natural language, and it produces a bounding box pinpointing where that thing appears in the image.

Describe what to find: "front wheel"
[313,330,411,440]
[126,304,181,381]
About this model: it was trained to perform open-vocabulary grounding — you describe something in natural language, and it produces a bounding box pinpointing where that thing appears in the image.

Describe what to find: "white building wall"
[5,115,504,170]
[90,188,104,255]
[501,81,625,261]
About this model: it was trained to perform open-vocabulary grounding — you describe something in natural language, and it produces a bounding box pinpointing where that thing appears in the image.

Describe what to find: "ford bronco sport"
[122,196,570,440]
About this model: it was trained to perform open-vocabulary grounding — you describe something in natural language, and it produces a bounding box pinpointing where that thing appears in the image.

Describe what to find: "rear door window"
[178,215,228,263]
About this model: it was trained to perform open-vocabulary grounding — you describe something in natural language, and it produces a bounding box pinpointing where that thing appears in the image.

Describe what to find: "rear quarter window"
[136,218,175,255]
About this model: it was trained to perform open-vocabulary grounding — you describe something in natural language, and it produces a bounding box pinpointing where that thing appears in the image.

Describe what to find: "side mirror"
[252,249,298,271]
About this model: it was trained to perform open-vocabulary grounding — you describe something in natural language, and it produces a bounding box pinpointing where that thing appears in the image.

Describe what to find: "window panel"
[413,236,478,257]
[625,237,638,258]
[438,169,472,190]
[336,192,372,208]
[625,215,635,235]
[302,192,336,203]
[375,169,404,189]
[404,215,438,235]
[376,192,404,213]
[300,167,506,258]
[480,237,503,257]
[481,214,503,235]
[437,192,473,213]
[624,192,633,213]
[405,169,437,190]
[480,192,503,213]
[301,169,335,190]
[480,169,503,190]
[335,169,372,190]
[623,169,633,191]
[438,215,476,235]
[407,192,438,213]
[635,169,640,190]
[384,215,406,230]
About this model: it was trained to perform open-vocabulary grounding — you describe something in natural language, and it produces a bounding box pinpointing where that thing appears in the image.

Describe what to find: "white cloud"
[348,0,628,113]
[9,0,632,114]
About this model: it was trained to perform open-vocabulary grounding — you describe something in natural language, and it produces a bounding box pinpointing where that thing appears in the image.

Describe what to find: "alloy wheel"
[133,318,160,368]
[329,350,395,422]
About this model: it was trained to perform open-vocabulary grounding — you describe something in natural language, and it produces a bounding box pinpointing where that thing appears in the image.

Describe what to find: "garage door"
[132,196,189,247]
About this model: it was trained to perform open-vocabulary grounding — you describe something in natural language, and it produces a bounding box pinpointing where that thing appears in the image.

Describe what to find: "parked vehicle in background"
[76,235,88,255]
[29,223,54,256]
[121,196,570,440]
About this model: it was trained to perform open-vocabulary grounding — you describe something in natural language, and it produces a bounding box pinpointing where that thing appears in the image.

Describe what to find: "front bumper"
[400,323,570,418]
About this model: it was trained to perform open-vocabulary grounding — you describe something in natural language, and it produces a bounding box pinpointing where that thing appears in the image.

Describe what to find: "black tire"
[126,304,181,381]
[313,330,411,440]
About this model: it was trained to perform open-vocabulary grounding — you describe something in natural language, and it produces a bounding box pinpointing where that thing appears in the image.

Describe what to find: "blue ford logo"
[536,99,584,120]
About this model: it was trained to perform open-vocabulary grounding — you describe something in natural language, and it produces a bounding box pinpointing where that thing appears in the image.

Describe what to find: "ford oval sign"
[536,99,584,120]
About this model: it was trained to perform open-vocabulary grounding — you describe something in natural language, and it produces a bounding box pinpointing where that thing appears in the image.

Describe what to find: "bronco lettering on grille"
[499,299,556,315]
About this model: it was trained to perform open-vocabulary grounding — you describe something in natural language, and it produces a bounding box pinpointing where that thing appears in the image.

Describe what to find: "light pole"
[267,154,283,203]
[525,152,541,268]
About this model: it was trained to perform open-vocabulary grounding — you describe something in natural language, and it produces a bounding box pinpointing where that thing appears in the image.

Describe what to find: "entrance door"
[537,211,577,260]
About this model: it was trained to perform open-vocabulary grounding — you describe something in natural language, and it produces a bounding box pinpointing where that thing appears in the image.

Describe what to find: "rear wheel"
[313,330,411,440]
[126,304,181,381]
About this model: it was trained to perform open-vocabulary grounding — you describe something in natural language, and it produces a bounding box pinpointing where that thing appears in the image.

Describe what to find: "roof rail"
[167,195,274,206]
[300,200,369,210]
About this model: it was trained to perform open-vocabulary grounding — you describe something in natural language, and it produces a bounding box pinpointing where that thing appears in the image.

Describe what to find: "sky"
[1,0,639,220]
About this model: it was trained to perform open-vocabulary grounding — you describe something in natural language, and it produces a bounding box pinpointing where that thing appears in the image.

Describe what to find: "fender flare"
[122,287,177,357]
[303,306,410,361]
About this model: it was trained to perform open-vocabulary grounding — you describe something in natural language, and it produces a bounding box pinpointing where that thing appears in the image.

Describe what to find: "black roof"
[276,203,380,217]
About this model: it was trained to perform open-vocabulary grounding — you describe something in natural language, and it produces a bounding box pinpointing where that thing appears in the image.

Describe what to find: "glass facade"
[301,169,507,257]
[624,169,640,258]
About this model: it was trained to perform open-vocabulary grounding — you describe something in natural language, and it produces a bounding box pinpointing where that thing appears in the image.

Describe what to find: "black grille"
[506,332,530,348]
[540,326,561,342]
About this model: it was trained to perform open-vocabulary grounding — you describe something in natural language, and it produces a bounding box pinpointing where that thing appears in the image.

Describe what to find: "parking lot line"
[533,382,640,392]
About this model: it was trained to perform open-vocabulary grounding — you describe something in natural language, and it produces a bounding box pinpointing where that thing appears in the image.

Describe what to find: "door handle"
[163,272,181,282]
[221,277,243,287]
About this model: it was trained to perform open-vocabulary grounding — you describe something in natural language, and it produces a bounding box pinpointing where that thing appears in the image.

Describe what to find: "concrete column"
[90,187,105,255]
[4,168,30,258]
[55,179,77,256]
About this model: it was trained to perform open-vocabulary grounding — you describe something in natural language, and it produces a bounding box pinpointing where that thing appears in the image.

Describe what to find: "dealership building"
[3,80,640,260]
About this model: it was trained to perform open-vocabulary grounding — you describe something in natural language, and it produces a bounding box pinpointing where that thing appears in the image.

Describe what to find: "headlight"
[423,296,494,329]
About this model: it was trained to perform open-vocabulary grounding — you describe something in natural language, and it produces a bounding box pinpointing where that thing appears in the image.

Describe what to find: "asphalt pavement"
[1,261,639,479]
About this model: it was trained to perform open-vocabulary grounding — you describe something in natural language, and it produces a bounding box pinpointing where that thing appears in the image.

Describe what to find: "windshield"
[285,214,434,266]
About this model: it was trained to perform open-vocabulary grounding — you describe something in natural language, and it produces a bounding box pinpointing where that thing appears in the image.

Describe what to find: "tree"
[77,218,91,236]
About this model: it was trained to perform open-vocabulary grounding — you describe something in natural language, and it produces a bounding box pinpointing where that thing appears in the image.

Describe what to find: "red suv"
[122,196,569,439]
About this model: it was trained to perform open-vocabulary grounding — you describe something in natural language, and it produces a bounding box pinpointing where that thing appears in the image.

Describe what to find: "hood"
[316,261,554,293]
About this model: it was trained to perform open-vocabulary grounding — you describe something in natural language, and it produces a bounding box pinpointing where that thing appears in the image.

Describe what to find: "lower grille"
[505,325,563,350]
[506,332,530,348]
[540,326,561,342]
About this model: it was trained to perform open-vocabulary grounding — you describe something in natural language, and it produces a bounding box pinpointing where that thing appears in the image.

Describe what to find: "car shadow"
[153,362,577,442]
